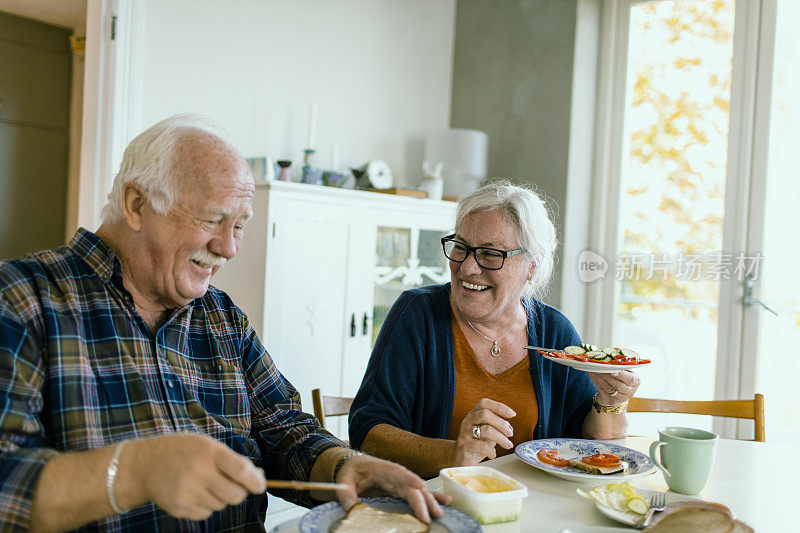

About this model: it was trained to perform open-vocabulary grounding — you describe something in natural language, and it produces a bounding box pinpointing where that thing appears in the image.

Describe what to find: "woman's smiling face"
[449,209,534,325]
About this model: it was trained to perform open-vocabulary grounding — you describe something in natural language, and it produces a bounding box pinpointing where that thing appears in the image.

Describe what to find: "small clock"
[353,159,393,190]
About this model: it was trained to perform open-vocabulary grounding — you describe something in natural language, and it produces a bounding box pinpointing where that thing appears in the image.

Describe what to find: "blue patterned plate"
[516,438,657,483]
[299,496,481,532]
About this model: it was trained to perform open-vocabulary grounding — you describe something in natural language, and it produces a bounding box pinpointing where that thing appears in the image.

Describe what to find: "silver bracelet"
[332,450,364,483]
[106,441,127,514]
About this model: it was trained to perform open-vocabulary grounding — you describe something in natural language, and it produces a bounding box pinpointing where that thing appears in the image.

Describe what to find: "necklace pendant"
[490,342,501,357]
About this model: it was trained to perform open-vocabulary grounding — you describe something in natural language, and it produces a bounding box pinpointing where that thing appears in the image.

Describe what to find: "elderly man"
[0,115,447,531]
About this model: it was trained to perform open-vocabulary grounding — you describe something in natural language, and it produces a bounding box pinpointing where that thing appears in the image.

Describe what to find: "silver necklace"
[466,317,517,357]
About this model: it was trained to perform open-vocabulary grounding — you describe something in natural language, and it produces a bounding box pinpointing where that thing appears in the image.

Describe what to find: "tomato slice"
[581,453,621,467]
[537,448,570,466]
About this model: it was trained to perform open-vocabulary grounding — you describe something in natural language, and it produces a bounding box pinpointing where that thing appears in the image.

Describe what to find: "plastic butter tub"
[439,466,528,524]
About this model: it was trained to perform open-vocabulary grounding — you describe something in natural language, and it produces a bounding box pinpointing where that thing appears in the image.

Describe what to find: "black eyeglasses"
[440,234,524,270]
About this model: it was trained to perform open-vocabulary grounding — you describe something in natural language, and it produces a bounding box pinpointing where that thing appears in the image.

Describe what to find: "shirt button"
[166,381,174,389]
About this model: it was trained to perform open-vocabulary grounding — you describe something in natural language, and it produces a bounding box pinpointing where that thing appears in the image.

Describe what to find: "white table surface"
[275,436,791,532]
[425,436,790,532]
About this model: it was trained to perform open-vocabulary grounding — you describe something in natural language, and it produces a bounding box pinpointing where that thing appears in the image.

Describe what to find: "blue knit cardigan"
[349,283,597,449]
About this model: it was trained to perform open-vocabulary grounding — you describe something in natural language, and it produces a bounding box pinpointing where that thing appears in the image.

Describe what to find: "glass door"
[594,0,799,440]
[372,226,451,345]
[610,0,737,434]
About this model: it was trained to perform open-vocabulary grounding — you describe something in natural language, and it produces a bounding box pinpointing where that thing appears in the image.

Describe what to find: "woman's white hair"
[101,113,240,224]
[455,180,557,299]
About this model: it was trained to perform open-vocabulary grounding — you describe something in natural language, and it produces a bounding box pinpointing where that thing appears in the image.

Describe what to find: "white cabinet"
[213,181,455,530]
[214,181,455,527]
[214,181,456,431]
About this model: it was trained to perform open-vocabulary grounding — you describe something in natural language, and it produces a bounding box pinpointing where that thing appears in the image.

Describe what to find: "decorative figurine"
[419,161,444,200]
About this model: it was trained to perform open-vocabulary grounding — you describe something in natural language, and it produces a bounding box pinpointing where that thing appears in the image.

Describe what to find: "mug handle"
[649,440,671,479]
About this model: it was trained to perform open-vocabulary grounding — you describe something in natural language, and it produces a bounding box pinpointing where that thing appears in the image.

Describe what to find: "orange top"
[446,314,539,457]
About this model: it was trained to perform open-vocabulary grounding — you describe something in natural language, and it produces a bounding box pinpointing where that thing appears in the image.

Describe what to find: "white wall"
[137,0,456,187]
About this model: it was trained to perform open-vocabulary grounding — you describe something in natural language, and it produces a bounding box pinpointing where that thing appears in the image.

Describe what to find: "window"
[590,0,799,441]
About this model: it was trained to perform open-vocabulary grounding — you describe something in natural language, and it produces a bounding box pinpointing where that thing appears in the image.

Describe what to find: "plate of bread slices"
[515,439,657,483]
[299,496,481,533]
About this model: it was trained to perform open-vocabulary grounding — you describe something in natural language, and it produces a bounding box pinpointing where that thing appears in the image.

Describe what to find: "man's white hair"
[101,114,241,224]
[455,180,558,299]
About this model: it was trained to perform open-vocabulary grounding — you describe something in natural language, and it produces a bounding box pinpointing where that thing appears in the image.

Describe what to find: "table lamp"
[424,129,489,199]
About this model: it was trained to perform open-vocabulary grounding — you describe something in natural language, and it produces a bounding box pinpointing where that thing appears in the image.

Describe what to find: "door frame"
[734,0,779,438]
[587,0,776,439]
[77,0,144,231]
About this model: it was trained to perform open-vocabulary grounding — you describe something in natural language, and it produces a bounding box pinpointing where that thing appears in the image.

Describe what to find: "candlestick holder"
[301,148,323,185]
[277,160,293,182]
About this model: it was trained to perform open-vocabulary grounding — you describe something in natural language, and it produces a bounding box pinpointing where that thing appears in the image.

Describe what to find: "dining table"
[274,435,791,532]
[423,435,790,532]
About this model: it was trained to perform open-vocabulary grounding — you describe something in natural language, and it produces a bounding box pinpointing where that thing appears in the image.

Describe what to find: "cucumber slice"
[586,351,605,360]
[564,345,586,355]
[627,497,648,515]
[602,347,617,355]
[620,348,639,358]
[603,355,614,362]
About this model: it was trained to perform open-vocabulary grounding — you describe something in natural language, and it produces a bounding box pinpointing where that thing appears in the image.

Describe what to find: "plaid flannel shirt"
[0,229,346,531]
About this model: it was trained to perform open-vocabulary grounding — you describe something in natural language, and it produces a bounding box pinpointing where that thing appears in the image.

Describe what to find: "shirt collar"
[68,227,123,284]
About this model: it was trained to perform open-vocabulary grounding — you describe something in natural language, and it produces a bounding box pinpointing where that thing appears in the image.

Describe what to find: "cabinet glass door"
[371,227,450,344]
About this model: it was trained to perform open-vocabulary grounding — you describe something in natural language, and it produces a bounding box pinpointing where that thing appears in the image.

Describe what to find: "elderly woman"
[348,182,640,477]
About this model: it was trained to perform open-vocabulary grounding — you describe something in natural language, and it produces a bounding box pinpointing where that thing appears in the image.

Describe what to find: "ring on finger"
[609,389,619,397]
[472,424,481,440]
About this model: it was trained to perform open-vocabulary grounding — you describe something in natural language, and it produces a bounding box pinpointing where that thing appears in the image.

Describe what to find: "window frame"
[586,0,779,439]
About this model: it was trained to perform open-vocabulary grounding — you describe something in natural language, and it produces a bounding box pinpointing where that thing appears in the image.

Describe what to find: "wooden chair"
[311,388,354,430]
[627,394,765,442]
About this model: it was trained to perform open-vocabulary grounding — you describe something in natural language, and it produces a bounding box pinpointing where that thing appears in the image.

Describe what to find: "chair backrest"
[627,394,765,442]
[311,388,354,430]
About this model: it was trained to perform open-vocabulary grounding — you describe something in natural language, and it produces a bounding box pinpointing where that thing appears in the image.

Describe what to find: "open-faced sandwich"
[332,502,429,533]
[537,448,628,475]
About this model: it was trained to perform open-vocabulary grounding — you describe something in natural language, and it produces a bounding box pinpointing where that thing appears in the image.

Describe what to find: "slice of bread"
[332,502,429,533]
[646,504,753,533]
[568,458,627,475]
[646,508,731,532]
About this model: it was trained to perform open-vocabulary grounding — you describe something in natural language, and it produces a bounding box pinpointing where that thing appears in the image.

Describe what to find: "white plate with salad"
[526,343,653,373]
[577,484,695,527]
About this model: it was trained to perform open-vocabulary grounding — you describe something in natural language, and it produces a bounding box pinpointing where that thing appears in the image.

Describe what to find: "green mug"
[649,426,718,495]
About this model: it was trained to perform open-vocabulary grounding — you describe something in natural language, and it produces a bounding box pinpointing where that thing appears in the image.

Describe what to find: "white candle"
[331,144,339,169]
[307,104,317,149]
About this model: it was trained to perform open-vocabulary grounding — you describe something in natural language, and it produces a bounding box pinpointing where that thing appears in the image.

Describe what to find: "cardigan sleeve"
[548,308,597,438]
[550,312,596,437]
[348,291,430,449]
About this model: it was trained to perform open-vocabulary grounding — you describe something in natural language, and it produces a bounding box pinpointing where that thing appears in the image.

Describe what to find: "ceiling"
[0,0,86,29]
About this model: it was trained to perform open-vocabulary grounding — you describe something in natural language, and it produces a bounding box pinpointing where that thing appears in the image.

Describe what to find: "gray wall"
[0,11,71,259]
[451,0,597,326]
